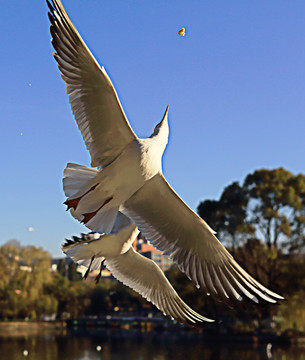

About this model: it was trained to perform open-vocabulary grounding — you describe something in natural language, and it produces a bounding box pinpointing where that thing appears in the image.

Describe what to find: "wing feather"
[48,0,137,168]
[123,174,284,305]
[105,247,213,326]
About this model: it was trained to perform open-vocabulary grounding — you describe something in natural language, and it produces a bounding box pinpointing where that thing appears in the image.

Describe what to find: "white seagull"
[63,212,212,325]
[47,0,283,321]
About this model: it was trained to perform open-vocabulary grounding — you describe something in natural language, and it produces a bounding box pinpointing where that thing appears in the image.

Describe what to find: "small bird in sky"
[178,27,186,36]
[47,0,283,325]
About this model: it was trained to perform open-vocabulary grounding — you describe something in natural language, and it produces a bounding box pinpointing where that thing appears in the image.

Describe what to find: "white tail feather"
[63,162,119,234]
[63,163,98,198]
[64,244,94,263]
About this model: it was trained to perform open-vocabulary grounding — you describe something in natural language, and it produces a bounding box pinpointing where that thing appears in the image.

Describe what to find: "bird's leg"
[83,255,95,280]
[95,259,105,284]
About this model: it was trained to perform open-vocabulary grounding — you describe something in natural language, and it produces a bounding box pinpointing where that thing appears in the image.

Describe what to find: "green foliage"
[243,168,305,251]
[67,261,82,281]
[276,291,305,331]
[0,241,154,320]
[56,259,82,281]
[86,285,111,316]
[198,168,305,254]
[0,241,53,320]
[198,182,255,252]
[57,259,66,277]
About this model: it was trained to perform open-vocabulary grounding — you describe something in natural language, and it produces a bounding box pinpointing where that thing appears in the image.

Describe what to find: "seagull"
[47,0,283,319]
[63,212,213,325]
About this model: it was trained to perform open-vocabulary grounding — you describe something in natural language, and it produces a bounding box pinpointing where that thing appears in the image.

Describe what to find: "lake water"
[0,327,304,360]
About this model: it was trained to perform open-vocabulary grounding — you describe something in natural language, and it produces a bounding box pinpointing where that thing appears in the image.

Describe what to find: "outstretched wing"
[47,0,137,168]
[123,174,284,306]
[106,247,213,326]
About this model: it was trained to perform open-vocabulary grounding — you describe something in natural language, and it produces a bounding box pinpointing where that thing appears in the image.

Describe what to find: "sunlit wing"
[123,174,284,306]
[105,247,213,325]
[47,0,137,168]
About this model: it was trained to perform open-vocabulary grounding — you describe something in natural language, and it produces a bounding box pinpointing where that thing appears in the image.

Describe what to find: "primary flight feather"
[47,0,283,324]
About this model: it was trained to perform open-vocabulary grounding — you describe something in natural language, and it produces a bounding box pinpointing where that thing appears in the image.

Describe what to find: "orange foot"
[64,184,99,211]
[95,260,105,284]
[81,197,113,224]
[83,255,95,280]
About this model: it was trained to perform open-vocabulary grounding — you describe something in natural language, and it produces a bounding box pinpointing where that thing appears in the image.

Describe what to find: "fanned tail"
[63,163,119,233]
[63,163,98,199]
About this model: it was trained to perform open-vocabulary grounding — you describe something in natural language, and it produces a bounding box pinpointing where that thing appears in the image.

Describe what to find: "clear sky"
[1,0,305,257]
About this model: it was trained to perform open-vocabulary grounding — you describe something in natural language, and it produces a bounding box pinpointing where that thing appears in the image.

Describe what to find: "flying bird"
[47,0,283,322]
[178,27,186,36]
[63,212,212,325]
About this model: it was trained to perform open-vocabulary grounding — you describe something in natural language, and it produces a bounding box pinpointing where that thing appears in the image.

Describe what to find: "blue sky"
[1,0,305,257]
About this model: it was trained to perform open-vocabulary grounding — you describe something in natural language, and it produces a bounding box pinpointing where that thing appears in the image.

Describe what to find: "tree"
[198,168,305,253]
[86,284,112,316]
[197,182,254,252]
[283,174,305,254]
[0,241,53,320]
[243,168,305,251]
[197,167,305,317]
[57,258,67,278]
[68,261,82,281]
[45,272,90,319]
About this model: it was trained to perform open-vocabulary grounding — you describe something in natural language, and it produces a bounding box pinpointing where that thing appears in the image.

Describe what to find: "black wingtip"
[62,238,72,248]
[48,11,56,26]
[46,0,55,15]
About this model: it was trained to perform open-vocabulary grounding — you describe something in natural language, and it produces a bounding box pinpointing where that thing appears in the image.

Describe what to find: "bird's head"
[150,106,169,148]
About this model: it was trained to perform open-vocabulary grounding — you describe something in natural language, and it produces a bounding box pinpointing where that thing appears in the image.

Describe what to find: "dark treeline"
[0,167,304,332]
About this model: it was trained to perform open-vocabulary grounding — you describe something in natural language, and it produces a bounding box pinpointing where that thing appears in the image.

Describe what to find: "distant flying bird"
[47,0,283,322]
[178,27,186,36]
[63,213,212,325]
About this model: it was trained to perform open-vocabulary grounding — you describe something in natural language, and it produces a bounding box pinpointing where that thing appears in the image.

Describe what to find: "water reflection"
[0,328,304,360]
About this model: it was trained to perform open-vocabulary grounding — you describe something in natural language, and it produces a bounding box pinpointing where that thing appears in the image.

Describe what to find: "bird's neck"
[151,123,169,156]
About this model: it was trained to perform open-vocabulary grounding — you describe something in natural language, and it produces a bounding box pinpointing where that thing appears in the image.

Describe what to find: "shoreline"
[0,320,304,345]
[0,321,66,337]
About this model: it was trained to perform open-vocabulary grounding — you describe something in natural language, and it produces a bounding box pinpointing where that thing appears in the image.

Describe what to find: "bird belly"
[69,140,162,232]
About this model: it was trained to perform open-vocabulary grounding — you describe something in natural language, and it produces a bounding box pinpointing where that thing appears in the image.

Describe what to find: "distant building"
[135,233,173,272]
